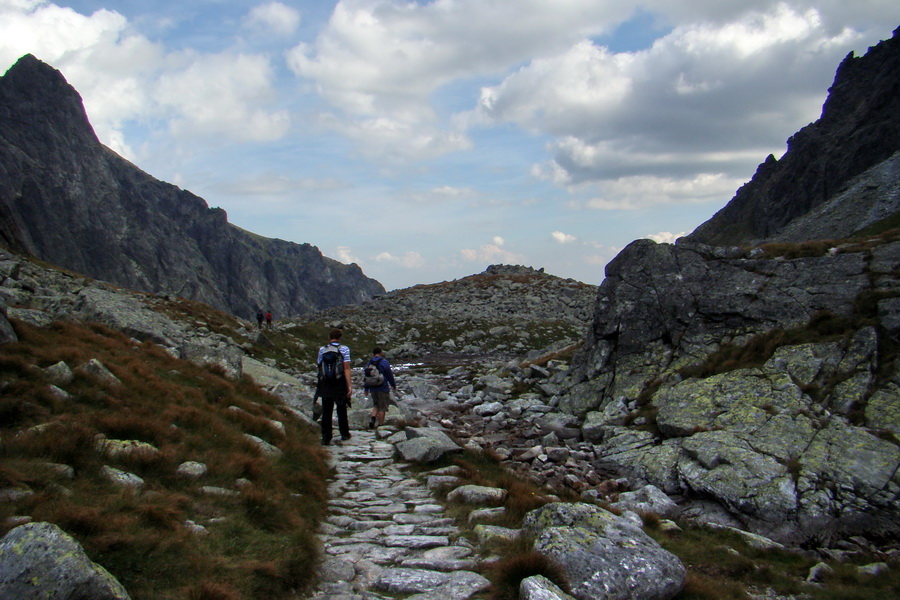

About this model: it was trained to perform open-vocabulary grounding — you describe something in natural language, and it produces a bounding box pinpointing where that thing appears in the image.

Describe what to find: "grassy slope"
[0,319,329,600]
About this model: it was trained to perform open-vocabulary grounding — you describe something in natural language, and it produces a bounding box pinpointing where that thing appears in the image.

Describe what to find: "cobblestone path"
[305,430,490,600]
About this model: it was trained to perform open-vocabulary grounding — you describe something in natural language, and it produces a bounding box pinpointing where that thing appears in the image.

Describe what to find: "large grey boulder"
[72,286,186,346]
[0,522,130,599]
[180,340,244,379]
[611,485,681,520]
[396,428,462,464]
[522,503,685,600]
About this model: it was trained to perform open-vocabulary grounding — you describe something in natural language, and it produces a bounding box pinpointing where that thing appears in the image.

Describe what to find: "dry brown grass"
[0,318,329,600]
[485,549,571,600]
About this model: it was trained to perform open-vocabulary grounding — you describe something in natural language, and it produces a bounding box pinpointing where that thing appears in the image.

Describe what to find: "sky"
[1,1,898,291]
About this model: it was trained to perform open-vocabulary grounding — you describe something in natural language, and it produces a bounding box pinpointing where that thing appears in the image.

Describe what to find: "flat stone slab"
[375,567,449,594]
[383,535,450,549]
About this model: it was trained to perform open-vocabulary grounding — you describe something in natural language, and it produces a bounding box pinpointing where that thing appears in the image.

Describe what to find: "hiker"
[316,328,352,445]
[363,347,397,429]
[265,310,272,329]
[256,310,264,329]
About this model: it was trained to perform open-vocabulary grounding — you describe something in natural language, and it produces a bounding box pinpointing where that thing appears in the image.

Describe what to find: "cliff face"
[562,30,900,544]
[687,27,900,246]
[564,236,900,543]
[0,55,384,319]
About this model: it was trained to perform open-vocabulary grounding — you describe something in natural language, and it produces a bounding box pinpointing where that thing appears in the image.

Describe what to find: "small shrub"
[640,511,662,529]
[186,582,242,600]
[676,572,747,600]
[240,485,296,532]
[486,550,571,600]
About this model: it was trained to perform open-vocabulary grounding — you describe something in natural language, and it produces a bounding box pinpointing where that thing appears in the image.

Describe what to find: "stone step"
[305,430,490,600]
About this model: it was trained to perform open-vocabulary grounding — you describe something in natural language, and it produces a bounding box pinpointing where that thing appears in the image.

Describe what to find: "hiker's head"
[329,328,343,340]
[372,347,382,355]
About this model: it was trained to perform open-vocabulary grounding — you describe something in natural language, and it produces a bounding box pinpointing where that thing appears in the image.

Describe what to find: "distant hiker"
[363,347,397,429]
[265,311,273,329]
[256,310,264,329]
[316,328,352,445]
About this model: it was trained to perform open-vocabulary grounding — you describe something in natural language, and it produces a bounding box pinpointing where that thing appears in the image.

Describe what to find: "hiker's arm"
[385,363,397,389]
[343,362,352,397]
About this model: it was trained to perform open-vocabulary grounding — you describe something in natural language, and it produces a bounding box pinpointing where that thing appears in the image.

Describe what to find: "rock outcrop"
[563,235,900,543]
[0,54,384,320]
[687,27,900,246]
[0,522,131,600]
[548,28,900,545]
[0,246,249,379]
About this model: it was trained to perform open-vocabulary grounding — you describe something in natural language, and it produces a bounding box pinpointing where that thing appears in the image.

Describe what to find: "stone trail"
[305,430,491,600]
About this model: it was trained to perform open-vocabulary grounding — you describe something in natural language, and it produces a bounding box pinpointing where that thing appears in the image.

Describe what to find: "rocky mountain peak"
[0,54,384,320]
[0,54,98,148]
[687,26,900,246]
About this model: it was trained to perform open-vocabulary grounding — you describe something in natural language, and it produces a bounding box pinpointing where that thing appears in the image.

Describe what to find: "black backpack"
[363,358,385,387]
[319,345,344,383]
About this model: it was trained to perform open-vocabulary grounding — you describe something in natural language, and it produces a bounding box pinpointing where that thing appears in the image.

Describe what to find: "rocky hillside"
[3,240,900,598]
[687,26,900,246]
[293,264,596,362]
[554,29,900,546]
[0,54,384,321]
[561,232,900,545]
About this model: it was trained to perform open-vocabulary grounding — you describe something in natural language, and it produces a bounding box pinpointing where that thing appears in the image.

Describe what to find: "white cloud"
[645,231,687,244]
[211,173,349,197]
[0,2,128,67]
[285,0,634,159]
[374,251,425,268]
[577,173,744,211]
[336,246,359,264]
[460,238,525,264]
[245,2,301,36]
[479,5,858,183]
[155,52,290,142]
[552,231,577,244]
[0,2,291,159]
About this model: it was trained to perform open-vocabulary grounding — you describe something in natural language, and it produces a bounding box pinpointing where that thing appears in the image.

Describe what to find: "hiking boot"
[341,435,351,441]
[368,417,376,429]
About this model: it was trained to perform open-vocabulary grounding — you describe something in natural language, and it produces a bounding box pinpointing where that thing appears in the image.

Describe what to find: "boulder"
[43,361,74,386]
[522,503,685,600]
[374,567,489,598]
[611,485,681,520]
[180,341,243,379]
[396,429,462,464]
[78,358,121,387]
[447,485,508,505]
[0,522,131,599]
[521,575,577,600]
[0,298,16,344]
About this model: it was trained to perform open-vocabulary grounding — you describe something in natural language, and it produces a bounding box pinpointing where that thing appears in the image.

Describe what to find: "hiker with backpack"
[316,328,353,445]
[362,347,397,429]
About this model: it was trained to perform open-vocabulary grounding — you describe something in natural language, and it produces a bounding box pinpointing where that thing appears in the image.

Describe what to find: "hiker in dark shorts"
[362,347,397,429]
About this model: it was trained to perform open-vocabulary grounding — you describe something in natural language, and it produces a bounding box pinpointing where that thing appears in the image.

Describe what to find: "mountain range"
[1,26,900,600]
[0,54,384,321]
